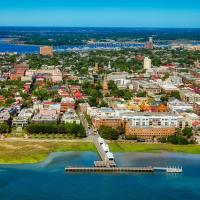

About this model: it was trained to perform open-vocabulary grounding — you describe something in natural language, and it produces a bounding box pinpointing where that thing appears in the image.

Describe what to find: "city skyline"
[0,0,200,28]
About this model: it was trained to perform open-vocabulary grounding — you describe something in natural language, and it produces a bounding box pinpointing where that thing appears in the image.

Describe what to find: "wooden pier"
[65,134,183,174]
[65,167,153,173]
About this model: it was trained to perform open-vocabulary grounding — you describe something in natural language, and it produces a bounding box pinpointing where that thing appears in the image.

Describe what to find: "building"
[168,99,193,114]
[60,97,75,112]
[9,63,29,80]
[88,107,123,129]
[0,108,11,124]
[143,57,151,70]
[25,68,62,83]
[92,116,123,129]
[145,37,154,49]
[61,109,80,124]
[159,83,179,93]
[12,108,34,127]
[191,46,200,51]
[194,60,200,68]
[79,103,90,113]
[193,102,200,116]
[107,72,131,89]
[102,74,109,92]
[40,46,53,56]
[125,112,184,139]
[133,80,161,94]
[31,113,59,124]
[180,88,200,104]
[184,113,200,127]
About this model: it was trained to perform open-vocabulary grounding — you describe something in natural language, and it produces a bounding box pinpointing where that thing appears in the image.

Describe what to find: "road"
[77,110,97,141]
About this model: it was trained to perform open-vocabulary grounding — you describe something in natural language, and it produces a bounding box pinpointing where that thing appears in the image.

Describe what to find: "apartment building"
[124,112,184,139]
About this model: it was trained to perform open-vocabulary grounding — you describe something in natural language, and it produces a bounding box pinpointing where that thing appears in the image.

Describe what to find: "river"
[0,152,200,200]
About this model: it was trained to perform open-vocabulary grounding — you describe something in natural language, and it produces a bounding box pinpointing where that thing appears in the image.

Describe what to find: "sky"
[0,0,200,27]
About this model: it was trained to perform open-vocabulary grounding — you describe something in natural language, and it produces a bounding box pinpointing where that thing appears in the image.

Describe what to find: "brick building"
[124,112,183,139]
[40,46,53,56]
[92,116,123,129]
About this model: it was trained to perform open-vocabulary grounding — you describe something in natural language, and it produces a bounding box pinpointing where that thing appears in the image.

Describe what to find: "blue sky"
[0,0,200,27]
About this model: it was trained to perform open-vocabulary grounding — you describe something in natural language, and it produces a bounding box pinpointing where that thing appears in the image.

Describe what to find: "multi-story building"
[60,97,75,112]
[168,99,193,114]
[193,102,200,116]
[133,80,161,94]
[61,109,80,124]
[184,112,200,127]
[145,37,154,49]
[79,103,90,113]
[107,72,131,89]
[12,108,34,127]
[89,107,123,129]
[9,63,29,80]
[92,116,123,129]
[159,83,179,93]
[143,57,151,70]
[31,113,59,124]
[40,46,53,56]
[180,88,200,104]
[25,68,62,83]
[125,112,184,139]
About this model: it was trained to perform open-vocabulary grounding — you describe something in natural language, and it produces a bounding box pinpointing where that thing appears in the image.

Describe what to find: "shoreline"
[1,140,200,165]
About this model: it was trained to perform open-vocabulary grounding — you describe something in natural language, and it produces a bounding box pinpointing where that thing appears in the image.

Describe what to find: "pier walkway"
[66,167,153,173]
[93,136,116,167]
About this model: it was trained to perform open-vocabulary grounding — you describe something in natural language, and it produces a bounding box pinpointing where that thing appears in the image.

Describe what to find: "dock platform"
[65,167,153,173]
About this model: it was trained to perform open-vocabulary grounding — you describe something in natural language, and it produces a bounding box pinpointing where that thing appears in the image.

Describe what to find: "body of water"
[0,43,146,54]
[0,152,200,200]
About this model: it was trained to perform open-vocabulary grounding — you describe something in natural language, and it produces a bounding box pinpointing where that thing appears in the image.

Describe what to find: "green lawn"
[109,142,200,154]
[1,140,200,165]
[0,141,96,164]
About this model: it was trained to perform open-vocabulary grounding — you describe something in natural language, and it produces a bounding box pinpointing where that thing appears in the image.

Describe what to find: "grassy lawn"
[1,140,200,165]
[0,141,96,164]
[109,142,200,154]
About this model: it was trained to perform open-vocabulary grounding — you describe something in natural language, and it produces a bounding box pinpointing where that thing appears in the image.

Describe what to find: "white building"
[125,112,184,129]
[61,109,80,124]
[144,57,151,70]
[107,72,131,89]
[12,108,34,127]
[168,99,193,114]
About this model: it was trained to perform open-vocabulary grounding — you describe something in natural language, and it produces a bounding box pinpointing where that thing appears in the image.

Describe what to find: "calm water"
[0,152,200,200]
[0,43,145,54]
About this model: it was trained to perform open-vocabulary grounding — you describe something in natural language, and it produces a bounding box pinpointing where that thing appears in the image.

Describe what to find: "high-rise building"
[146,37,154,49]
[40,46,53,56]
[144,57,152,70]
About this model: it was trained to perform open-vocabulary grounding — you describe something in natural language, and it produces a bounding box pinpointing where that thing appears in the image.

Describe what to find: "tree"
[177,136,188,145]
[98,126,119,140]
[167,135,178,144]
[159,137,167,143]
[167,135,188,145]
[0,123,10,134]
[182,127,193,138]
[26,123,86,138]
[170,91,181,100]
[136,91,147,97]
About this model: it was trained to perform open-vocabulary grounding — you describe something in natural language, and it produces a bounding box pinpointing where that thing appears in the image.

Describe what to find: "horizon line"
[0,26,200,29]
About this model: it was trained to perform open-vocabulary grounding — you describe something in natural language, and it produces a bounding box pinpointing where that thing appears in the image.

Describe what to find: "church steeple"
[102,73,108,91]
[93,63,99,74]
